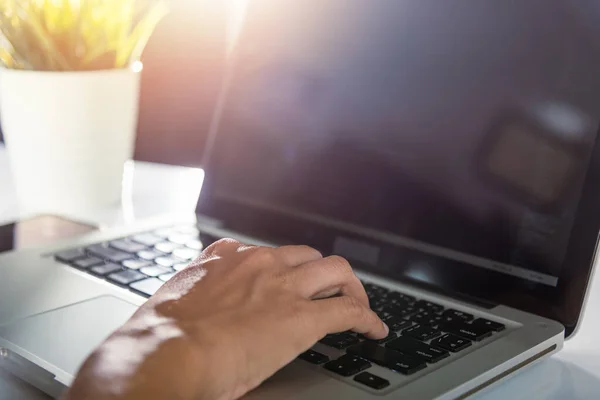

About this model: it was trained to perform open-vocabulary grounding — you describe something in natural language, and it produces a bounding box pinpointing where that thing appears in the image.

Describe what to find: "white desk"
[1,144,599,399]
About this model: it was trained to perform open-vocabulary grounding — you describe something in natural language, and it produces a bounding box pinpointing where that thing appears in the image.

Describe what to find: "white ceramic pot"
[0,65,141,214]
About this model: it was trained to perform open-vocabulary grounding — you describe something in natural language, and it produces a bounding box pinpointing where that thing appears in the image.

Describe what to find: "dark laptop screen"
[202,0,600,297]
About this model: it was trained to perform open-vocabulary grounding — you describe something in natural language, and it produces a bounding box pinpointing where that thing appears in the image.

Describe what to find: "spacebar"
[347,341,426,375]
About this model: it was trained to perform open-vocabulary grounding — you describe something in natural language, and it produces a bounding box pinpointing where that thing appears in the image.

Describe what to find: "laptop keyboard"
[54,226,220,297]
[300,282,506,392]
[54,225,507,392]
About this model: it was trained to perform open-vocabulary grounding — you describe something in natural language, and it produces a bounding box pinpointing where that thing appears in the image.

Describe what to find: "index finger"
[307,296,388,340]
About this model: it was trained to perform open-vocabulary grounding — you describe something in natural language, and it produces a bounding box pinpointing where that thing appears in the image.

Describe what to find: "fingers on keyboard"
[305,282,506,392]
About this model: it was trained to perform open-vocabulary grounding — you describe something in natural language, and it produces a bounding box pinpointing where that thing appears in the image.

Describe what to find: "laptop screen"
[200,0,600,321]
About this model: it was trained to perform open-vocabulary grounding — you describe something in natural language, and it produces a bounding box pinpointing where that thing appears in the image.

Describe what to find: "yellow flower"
[0,0,168,71]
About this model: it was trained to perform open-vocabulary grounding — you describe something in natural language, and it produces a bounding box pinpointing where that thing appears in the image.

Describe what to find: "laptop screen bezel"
[196,3,600,338]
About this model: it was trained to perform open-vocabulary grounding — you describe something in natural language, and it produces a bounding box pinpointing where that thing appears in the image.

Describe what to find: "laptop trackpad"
[0,296,137,378]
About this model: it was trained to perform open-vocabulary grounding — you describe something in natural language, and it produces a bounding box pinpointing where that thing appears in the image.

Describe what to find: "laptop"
[2,0,600,398]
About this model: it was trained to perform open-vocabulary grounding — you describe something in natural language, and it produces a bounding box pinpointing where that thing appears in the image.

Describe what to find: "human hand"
[67,239,387,400]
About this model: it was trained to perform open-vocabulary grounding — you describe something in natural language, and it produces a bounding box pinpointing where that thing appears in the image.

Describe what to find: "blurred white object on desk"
[0,144,203,228]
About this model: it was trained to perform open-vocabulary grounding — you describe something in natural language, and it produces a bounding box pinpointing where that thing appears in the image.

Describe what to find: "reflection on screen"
[211,0,600,285]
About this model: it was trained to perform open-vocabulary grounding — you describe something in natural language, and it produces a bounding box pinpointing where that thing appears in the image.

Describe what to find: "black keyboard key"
[402,325,441,341]
[426,315,454,326]
[382,316,413,332]
[55,249,86,263]
[364,284,389,297]
[107,270,147,286]
[370,298,388,309]
[298,350,329,365]
[386,336,449,364]
[129,278,164,297]
[367,295,388,307]
[442,309,474,322]
[382,304,419,318]
[110,239,147,254]
[122,259,154,270]
[385,298,412,310]
[354,372,390,390]
[414,300,444,313]
[472,318,505,332]
[407,311,436,324]
[87,245,133,263]
[388,292,416,304]
[431,334,472,353]
[320,333,360,349]
[89,263,123,276]
[375,308,391,319]
[442,320,493,342]
[366,291,381,301]
[406,310,452,325]
[366,331,397,344]
[72,257,104,269]
[347,341,426,375]
[324,354,371,377]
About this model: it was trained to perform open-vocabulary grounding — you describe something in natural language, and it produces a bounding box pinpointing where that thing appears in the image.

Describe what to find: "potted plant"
[0,0,168,214]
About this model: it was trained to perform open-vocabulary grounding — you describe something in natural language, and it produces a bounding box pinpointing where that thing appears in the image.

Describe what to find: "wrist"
[120,313,212,400]
[68,311,213,400]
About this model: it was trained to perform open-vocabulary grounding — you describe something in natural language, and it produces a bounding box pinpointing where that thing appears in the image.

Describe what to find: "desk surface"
[1,144,599,399]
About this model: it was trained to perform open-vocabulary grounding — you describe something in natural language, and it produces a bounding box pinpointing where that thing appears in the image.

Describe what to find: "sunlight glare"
[227,0,249,54]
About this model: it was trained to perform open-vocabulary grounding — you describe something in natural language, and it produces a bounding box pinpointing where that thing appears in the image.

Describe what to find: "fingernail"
[382,322,389,335]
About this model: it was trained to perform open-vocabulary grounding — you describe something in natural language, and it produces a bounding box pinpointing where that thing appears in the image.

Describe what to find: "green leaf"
[0,0,169,71]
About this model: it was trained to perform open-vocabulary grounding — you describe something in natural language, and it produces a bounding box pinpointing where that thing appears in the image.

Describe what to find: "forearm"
[65,316,206,400]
